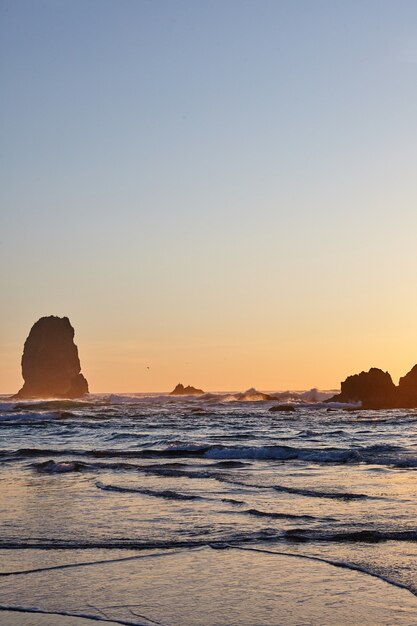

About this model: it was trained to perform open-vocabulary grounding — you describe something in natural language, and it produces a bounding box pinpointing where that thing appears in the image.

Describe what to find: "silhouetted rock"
[269,404,296,412]
[14,316,89,399]
[327,366,417,409]
[397,365,417,407]
[328,368,396,409]
[170,383,204,396]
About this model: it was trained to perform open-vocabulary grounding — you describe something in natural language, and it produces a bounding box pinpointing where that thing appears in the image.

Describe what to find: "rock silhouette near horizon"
[397,365,417,407]
[170,383,204,396]
[329,365,417,409]
[14,316,89,399]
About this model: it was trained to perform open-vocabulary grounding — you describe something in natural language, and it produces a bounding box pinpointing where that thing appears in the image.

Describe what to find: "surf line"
[0,603,162,626]
[0,548,190,577]
[223,545,416,598]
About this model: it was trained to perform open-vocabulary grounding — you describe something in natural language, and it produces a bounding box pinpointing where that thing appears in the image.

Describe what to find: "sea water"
[1,392,417,625]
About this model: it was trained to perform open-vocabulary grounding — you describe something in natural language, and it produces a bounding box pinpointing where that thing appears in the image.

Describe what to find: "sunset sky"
[1,0,417,392]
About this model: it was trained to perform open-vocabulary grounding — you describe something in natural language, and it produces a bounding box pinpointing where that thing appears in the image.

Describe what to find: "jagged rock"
[170,383,204,396]
[397,364,417,407]
[328,368,397,409]
[14,316,89,399]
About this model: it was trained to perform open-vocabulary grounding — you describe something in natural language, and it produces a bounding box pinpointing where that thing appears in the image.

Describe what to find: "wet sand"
[1,546,417,625]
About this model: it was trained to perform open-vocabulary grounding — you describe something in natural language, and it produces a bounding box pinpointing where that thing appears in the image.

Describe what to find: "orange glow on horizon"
[2,331,417,395]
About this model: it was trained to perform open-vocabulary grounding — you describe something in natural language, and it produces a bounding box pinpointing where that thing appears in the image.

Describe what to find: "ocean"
[1,391,417,625]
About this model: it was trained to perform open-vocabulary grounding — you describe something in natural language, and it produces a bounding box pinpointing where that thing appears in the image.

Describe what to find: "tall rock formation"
[15,316,89,399]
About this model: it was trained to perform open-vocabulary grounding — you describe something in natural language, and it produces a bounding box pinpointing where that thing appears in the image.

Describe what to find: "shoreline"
[1,546,417,625]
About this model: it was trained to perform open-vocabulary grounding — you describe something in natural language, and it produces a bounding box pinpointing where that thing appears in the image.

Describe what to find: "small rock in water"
[269,404,296,412]
[170,383,205,395]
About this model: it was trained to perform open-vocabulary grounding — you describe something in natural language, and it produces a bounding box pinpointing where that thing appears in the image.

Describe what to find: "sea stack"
[328,365,417,409]
[397,365,417,407]
[328,368,396,409]
[170,383,204,396]
[14,316,89,399]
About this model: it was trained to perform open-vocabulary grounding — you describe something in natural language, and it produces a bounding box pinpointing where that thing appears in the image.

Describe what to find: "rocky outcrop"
[328,365,417,409]
[397,365,417,407]
[329,368,396,409]
[14,316,89,399]
[170,383,204,396]
[269,404,296,412]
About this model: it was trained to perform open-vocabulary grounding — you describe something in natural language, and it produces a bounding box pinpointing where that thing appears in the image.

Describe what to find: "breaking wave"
[284,528,417,543]
[0,530,283,551]
[4,441,414,469]
[29,458,371,500]
[95,481,203,500]
[241,508,329,521]
[34,460,84,473]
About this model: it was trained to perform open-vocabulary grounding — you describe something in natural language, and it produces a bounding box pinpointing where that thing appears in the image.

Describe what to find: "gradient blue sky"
[1,0,417,392]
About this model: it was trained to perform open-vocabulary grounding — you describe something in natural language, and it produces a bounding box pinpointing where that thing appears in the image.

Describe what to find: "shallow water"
[1,392,417,624]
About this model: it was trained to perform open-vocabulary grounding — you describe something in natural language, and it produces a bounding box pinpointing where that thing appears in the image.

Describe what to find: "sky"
[1,0,417,393]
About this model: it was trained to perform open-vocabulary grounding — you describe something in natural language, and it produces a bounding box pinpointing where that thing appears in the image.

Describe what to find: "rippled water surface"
[2,392,417,624]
